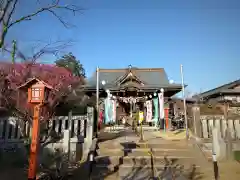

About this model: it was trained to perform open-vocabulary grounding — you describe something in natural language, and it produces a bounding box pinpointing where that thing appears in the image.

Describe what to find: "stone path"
[91,126,214,180]
[69,126,240,180]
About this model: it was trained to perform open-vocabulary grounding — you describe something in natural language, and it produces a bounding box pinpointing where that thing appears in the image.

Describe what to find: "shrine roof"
[85,67,183,91]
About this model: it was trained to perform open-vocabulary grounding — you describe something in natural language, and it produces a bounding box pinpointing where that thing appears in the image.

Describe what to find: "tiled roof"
[220,89,240,94]
[86,67,182,89]
[194,79,240,99]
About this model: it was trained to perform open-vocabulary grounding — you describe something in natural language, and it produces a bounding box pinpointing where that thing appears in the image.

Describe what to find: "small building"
[193,79,240,116]
[195,79,240,103]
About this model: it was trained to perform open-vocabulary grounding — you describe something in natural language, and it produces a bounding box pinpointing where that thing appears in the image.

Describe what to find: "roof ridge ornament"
[128,65,132,72]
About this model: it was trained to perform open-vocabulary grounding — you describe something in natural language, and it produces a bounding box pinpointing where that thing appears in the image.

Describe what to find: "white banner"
[146,100,153,122]
[112,100,116,123]
[158,92,165,119]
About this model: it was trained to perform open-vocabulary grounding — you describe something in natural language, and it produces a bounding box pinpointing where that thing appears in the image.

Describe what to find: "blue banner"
[153,97,159,123]
[104,98,110,124]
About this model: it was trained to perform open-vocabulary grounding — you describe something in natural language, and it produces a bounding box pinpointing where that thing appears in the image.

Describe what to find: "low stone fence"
[0,107,95,166]
[191,106,240,140]
[200,116,240,140]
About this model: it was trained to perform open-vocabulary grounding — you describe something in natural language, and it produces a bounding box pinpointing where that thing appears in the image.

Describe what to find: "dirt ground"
[0,168,27,180]
[217,161,240,180]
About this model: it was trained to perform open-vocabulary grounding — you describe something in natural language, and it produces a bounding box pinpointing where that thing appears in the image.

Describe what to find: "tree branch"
[0,0,82,48]
[7,0,60,28]
[5,0,18,26]
[31,40,73,62]
[0,0,13,23]
[46,9,72,28]
[2,39,73,62]
[7,0,82,29]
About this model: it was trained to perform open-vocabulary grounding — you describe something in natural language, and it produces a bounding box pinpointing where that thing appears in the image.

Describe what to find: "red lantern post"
[18,78,52,180]
[164,108,169,130]
[28,105,40,180]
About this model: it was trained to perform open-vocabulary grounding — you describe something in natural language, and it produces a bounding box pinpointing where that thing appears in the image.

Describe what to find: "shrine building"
[85,65,184,129]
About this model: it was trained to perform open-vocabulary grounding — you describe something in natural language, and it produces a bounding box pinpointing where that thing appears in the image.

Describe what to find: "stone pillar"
[212,127,226,160]
[69,138,77,162]
[192,105,201,137]
[63,129,70,154]
[225,128,233,160]
[86,107,94,150]
[68,110,72,137]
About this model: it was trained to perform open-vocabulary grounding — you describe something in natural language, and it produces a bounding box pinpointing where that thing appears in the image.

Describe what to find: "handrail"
[136,121,160,179]
[142,141,160,179]
[150,148,155,178]
[88,138,98,180]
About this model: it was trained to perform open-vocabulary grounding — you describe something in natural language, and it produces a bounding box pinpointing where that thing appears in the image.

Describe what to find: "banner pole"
[180,64,189,140]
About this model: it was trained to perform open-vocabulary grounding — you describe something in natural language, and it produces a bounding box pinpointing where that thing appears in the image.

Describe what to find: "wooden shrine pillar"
[164,108,169,130]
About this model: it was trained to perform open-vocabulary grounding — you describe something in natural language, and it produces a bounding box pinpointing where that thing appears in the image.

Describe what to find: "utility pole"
[180,64,189,140]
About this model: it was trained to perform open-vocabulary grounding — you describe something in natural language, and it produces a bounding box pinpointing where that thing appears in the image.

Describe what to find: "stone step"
[118,165,199,180]
[95,155,197,167]
[91,164,205,180]
[90,164,119,180]
[195,144,213,161]
[123,156,196,166]
[99,141,191,150]
[94,163,202,172]
[97,148,192,157]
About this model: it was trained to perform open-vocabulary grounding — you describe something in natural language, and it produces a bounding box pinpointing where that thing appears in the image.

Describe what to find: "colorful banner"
[108,98,113,123]
[112,99,116,123]
[158,92,165,119]
[146,100,153,122]
[104,98,110,124]
[153,97,159,124]
[104,90,112,124]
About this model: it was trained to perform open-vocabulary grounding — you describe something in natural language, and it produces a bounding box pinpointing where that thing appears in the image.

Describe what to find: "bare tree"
[0,0,82,48]
[3,39,74,62]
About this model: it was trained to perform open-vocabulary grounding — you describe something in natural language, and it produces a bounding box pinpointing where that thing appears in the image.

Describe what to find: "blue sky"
[4,0,240,94]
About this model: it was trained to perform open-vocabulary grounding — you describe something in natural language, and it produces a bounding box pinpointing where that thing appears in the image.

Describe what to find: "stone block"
[212,127,226,161]
[63,129,70,153]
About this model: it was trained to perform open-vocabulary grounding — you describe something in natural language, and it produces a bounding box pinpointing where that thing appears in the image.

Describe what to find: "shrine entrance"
[115,95,145,125]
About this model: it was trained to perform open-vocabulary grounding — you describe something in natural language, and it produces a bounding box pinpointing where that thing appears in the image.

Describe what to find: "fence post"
[68,110,72,137]
[225,128,233,160]
[87,107,94,150]
[68,110,78,162]
[192,105,201,137]
[63,129,70,158]
[212,127,219,180]
[223,101,233,160]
